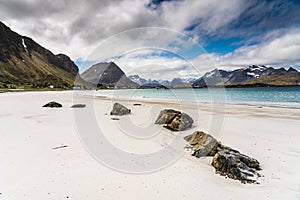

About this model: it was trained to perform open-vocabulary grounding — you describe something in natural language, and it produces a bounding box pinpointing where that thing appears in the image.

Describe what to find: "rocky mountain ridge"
[0,21,81,89]
[193,65,300,87]
[128,65,299,88]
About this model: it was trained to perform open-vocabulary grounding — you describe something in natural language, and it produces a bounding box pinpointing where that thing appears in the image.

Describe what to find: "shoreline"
[87,93,300,110]
[2,86,300,109]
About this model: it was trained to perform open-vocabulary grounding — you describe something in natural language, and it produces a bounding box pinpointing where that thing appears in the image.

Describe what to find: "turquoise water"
[90,86,300,108]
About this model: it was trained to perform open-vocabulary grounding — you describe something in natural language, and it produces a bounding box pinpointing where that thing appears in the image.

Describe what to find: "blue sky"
[1,0,299,77]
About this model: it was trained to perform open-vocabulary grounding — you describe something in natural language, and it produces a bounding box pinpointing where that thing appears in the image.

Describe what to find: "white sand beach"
[0,91,300,200]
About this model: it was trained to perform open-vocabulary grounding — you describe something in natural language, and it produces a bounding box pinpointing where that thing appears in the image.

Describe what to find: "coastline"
[0,91,299,199]
[90,92,300,110]
[2,85,300,109]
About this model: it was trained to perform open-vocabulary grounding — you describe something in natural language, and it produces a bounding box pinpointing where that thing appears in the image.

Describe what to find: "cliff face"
[0,21,79,88]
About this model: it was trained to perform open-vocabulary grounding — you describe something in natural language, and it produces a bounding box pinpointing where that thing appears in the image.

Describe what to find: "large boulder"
[43,101,62,108]
[110,103,131,116]
[155,109,193,131]
[212,149,261,183]
[184,131,219,157]
[184,131,261,183]
[166,113,194,131]
[154,109,181,124]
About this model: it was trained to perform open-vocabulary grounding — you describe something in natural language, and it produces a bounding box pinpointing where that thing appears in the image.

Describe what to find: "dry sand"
[0,91,299,199]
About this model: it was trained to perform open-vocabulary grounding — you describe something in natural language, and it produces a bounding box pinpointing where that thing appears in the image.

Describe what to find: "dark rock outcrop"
[43,101,62,108]
[155,109,193,131]
[110,103,131,116]
[185,131,261,183]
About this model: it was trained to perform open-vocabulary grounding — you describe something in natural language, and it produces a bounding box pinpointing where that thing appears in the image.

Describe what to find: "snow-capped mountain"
[128,75,196,87]
[127,75,147,86]
[193,65,300,87]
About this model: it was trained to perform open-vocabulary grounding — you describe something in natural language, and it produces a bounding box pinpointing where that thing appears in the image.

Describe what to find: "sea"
[80,86,300,108]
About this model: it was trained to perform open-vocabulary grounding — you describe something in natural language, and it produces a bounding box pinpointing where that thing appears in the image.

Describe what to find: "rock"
[184,131,219,157]
[111,117,120,120]
[71,104,86,108]
[155,109,193,131]
[165,113,193,131]
[212,149,261,183]
[155,109,181,124]
[110,103,131,116]
[184,131,261,183]
[43,101,62,108]
[52,145,68,150]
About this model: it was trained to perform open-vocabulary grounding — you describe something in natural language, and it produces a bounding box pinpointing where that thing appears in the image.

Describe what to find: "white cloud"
[0,0,248,61]
[112,49,216,80]
[1,0,299,79]
[111,29,300,80]
[209,29,300,69]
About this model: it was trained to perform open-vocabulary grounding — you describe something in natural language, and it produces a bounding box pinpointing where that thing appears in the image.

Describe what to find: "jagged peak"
[287,67,298,72]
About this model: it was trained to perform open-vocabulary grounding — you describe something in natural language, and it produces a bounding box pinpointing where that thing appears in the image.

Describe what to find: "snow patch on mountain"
[247,72,259,78]
[128,75,195,87]
[22,38,28,52]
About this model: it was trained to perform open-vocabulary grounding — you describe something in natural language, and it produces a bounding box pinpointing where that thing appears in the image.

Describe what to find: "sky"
[0,0,300,79]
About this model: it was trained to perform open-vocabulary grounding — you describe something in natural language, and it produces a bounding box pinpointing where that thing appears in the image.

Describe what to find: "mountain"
[128,75,147,85]
[193,65,300,87]
[128,75,196,88]
[168,78,195,88]
[0,21,81,89]
[81,62,139,88]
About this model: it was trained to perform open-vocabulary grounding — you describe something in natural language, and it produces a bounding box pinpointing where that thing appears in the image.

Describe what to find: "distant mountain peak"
[81,62,138,88]
[288,67,298,72]
[244,65,267,72]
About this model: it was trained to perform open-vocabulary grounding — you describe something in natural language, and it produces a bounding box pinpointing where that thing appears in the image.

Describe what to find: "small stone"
[71,104,86,108]
[43,101,62,108]
[111,117,120,120]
